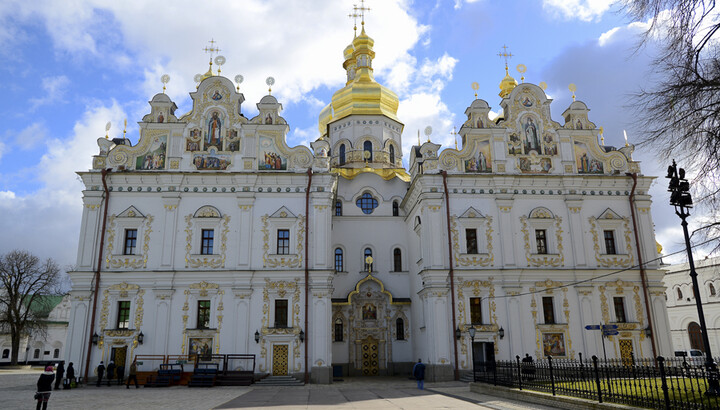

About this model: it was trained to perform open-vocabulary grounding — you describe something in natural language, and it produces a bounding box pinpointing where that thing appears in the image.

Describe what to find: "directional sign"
[603,330,620,336]
[602,324,619,330]
[585,325,601,330]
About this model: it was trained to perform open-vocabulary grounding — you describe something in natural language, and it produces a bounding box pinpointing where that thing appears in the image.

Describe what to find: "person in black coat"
[96,361,105,387]
[106,361,115,386]
[54,362,65,390]
[36,366,55,410]
[116,364,124,385]
[66,362,75,389]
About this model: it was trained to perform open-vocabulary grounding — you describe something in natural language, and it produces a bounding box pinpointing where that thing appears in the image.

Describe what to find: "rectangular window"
[470,297,482,324]
[116,301,131,329]
[277,229,290,255]
[465,229,478,254]
[542,296,555,324]
[334,319,343,342]
[614,296,627,323]
[274,300,288,328]
[335,249,343,272]
[536,230,548,254]
[197,300,211,329]
[201,229,214,255]
[604,230,617,255]
[335,201,342,216]
[124,229,137,255]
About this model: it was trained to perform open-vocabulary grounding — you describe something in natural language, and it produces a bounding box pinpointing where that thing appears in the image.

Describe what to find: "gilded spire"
[498,45,518,98]
[202,39,221,77]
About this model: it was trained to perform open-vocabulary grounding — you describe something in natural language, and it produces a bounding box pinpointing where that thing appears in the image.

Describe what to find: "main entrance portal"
[361,336,379,376]
[272,344,288,375]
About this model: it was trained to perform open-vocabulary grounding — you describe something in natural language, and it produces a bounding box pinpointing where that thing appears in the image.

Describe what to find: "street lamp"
[455,327,462,340]
[667,160,720,395]
[91,332,99,345]
[137,331,144,345]
[498,327,505,339]
[299,329,305,343]
[468,326,477,381]
[254,330,260,344]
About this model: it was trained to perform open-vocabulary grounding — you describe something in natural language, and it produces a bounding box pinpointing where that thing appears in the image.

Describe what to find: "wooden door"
[272,345,288,376]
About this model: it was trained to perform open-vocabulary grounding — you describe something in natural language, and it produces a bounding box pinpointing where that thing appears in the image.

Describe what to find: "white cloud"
[29,75,69,109]
[543,0,617,22]
[0,190,15,200]
[14,122,48,150]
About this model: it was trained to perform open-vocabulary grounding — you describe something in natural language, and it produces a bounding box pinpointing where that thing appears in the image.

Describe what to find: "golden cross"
[349,4,360,35]
[203,38,221,59]
[357,0,370,27]
[497,45,513,73]
[451,127,458,150]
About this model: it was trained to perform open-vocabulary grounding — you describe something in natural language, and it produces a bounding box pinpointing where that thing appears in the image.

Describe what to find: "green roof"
[22,295,65,317]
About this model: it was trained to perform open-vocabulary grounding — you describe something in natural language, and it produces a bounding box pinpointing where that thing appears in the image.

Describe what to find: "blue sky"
[0,0,705,268]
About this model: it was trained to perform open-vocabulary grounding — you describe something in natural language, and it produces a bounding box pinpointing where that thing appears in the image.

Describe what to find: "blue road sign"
[601,324,619,330]
[585,325,601,330]
[603,330,620,336]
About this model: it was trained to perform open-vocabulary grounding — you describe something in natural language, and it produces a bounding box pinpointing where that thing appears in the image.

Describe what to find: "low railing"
[473,355,720,409]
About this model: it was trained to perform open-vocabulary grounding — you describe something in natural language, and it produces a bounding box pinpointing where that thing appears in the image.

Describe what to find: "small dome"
[344,43,355,60]
[499,72,518,98]
[470,99,490,109]
[352,27,374,49]
[151,93,171,103]
[568,100,588,110]
[260,95,278,105]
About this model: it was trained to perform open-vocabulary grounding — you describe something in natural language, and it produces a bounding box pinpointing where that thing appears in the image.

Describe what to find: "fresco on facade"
[542,333,566,356]
[522,116,541,155]
[258,136,287,170]
[206,111,223,148]
[464,140,492,173]
[135,135,167,170]
[574,141,604,174]
[189,337,213,357]
[193,151,231,170]
[362,304,377,320]
[226,129,240,152]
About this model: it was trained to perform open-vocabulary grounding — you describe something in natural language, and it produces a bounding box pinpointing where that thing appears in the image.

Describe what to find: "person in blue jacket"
[412,358,426,390]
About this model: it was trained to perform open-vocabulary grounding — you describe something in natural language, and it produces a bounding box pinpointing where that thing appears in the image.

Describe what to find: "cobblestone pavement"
[0,370,559,409]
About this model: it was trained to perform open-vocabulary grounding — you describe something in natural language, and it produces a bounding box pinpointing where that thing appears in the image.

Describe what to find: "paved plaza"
[0,369,559,409]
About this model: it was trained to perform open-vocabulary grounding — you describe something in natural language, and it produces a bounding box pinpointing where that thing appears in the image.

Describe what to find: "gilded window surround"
[588,211,634,268]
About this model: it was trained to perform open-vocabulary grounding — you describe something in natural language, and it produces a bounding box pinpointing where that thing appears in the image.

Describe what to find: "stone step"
[254,375,304,386]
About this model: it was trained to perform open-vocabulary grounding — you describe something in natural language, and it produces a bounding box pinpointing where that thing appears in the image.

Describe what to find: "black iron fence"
[473,355,720,409]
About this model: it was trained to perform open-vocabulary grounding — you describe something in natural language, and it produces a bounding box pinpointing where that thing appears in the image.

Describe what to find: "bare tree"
[624,0,720,251]
[0,250,62,365]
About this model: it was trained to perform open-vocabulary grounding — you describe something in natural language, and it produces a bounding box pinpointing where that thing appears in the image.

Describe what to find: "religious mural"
[362,304,377,320]
[186,129,202,152]
[542,333,566,356]
[194,150,231,170]
[258,136,287,170]
[464,140,492,173]
[226,129,240,152]
[135,135,167,170]
[522,116,541,155]
[189,337,213,358]
[574,141,604,174]
[206,111,223,148]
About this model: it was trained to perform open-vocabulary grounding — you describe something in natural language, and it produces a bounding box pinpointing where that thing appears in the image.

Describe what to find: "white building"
[664,256,720,355]
[65,26,672,383]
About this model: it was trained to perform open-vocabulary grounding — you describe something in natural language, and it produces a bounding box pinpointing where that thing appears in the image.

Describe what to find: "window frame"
[603,230,617,255]
[335,248,344,272]
[33,349,40,359]
[335,200,343,216]
[201,229,214,255]
[356,192,379,214]
[197,300,211,329]
[392,201,399,216]
[535,229,548,254]
[363,140,373,162]
[542,296,555,324]
[470,297,483,324]
[364,248,373,272]
[274,299,289,328]
[334,318,343,342]
[2,349,9,359]
[465,229,479,254]
[613,296,627,323]
[116,300,131,329]
[396,317,405,340]
[277,229,290,255]
[339,144,346,165]
[389,144,395,164]
[123,228,138,255]
[393,248,402,272]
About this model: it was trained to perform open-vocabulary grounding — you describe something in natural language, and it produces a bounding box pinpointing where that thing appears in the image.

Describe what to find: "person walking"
[412,358,426,390]
[35,365,55,410]
[126,360,139,389]
[106,361,115,386]
[66,362,75,389]
[96,361,105,387]
[116,364,124,385]
[54,362,65,390]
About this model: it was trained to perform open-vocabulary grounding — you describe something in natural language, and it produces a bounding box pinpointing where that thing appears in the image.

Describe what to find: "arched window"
[688,322,703,351]
[393,248,402,272]
[356,192,378,214]
[335,200,342,216]
[396,318,405,340]
[2,349,8,359]
[339,144,346,165]
[364,248,373,272]
[53,349,59,359]
[334,318,344,342]
[710,283,716,296]
[363,141,373,162]
[33,349,40,359]
[392,201,399,216]
[389,145,395,164]
[335,248,344,272]
[677,288,683,300]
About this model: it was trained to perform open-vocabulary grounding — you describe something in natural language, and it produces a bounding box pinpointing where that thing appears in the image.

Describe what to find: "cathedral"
[64,23,672,383]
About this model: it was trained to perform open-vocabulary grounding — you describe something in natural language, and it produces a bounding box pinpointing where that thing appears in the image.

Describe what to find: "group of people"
[95,360,139,388]
[34,362,75,410]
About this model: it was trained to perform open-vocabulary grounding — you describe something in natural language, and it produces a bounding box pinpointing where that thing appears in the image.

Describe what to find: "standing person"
[35,365,54,410]
[66,362,75,389]
[106,361,115,386]
[54,362,65,390]
[116,364,124,385]
[96,361,105,387]
[126,360,139,389]
[412,358,426,390]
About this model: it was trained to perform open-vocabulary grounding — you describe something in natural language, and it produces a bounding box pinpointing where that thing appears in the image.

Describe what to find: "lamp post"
[468,326,476,381]
[667,160,720,395]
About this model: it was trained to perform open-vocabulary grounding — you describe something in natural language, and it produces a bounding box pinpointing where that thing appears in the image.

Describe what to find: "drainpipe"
[441,171,460,380]
[304,168,312,383]
[84,168,111,383]
[627,173,658,360]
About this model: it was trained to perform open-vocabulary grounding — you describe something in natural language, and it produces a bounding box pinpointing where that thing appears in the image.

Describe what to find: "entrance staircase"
[254,375,304,386]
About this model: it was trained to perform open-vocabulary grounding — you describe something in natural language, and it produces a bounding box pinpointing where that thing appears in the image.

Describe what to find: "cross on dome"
[357,0,371,29]
[348,5,361,36]
[497,45,513,74]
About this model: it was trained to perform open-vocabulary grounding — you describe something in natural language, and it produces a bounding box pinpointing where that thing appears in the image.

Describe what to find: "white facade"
[664,257,720,355]
[1,296,70,365]
[65,29,672,383]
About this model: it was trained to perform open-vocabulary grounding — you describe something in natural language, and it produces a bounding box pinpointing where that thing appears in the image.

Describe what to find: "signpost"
[584,324,619,362]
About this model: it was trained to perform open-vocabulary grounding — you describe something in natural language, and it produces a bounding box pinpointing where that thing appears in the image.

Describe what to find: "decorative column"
[649,286,673,356]
[310,196,332,269]
[309,273,333,383]
[423,199,445,268]
[65,291,91,371]
[495,198,515,267]
[236,198,255,268]
[418,286,454,381]
[232,288,253,355]
[565,198,585,266]
[78,192,104,269]
[502,286,522,359]
[160,195,180,267]
[153,289,174,355]
[575,285,596,357]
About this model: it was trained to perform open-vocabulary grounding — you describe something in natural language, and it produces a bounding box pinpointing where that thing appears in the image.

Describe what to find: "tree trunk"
[10,331,21,366]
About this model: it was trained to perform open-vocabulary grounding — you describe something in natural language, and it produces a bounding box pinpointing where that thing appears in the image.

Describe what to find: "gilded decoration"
[532,280,574,358]
[215,289,225,353]
[451,217,494,267]
[98,282,143,349]
[455,277,498,361]
[599,279,644,327]
[259,279,302,373]
[520,214,564,267]
[184,214,230,268]
[261,214,305,268]
[107,129,169,169]
[332,274,410,306]
[589,214,634,267]
[104,214,154,269]
[331,167,411,182]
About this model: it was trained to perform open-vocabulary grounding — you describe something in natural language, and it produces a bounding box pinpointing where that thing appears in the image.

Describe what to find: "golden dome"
[321,28,400,130]
[656,241,663,254]
[499,68,517,98]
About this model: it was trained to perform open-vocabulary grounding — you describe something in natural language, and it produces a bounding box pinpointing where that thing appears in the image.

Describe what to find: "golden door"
[361,337,379,376]
[619,339,634,366]
[272,344,289,376]
[111,346,127,369]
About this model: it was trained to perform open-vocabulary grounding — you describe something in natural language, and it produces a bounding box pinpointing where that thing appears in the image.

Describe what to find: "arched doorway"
[688,322,703,351]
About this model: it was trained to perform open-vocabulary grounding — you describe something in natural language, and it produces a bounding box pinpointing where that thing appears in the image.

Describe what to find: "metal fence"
[473,355,720,409]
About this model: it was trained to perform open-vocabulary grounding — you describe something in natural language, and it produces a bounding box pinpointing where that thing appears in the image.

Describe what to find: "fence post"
[493,359,497,386]
[516,355,522,391]
[658,356,671,410]
[592,355,603,403]
[548,355,556,396]
[579,352,584,380]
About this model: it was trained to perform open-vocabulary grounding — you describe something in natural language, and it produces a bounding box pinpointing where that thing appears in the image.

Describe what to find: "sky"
[0,0,711,271]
